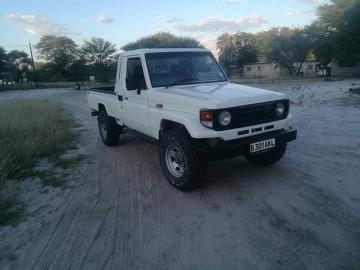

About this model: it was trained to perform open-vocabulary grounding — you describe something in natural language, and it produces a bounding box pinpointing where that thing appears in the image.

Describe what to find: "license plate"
[250,139,275,153]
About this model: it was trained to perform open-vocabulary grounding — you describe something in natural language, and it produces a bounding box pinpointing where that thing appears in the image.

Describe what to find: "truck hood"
[148,82,286,113]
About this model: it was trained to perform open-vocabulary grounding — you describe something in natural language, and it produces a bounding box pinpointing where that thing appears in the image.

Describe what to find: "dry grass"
[0,100,80,225]
[0,100,79,187]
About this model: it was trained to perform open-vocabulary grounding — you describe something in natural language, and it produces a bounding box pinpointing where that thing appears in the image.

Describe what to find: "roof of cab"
[121,48,210,57]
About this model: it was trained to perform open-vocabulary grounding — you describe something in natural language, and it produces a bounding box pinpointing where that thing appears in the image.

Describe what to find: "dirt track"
[1,80,360,270]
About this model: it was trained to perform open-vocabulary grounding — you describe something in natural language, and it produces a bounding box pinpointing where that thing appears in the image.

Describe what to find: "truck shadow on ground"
[116,133,286,193]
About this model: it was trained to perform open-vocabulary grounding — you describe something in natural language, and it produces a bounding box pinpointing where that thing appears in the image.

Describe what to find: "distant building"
[294,61,318,77]
[227,66,243,77]
[243,62,284,78]
[327,62,360,77]
[242,60,360,78]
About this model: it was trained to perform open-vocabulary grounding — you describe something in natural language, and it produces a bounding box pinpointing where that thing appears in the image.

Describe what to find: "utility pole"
[29,42,38,87]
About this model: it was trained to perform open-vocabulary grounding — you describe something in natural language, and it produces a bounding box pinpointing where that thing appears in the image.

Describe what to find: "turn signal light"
[200,111,214,128]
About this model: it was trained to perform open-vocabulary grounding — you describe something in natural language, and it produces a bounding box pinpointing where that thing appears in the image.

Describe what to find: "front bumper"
[194,128,297,161]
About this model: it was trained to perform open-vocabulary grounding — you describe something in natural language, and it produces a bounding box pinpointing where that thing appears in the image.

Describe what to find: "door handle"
[124,97,128,100]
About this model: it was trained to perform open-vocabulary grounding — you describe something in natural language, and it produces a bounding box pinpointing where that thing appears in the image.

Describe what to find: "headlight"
[218,111,231,126]
[275,102,285,116]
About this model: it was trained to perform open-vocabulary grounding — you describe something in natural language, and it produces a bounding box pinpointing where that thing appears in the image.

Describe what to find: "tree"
[35,35,78,79]
[0,47,7,74]
[81,38,117,65]
[217,33,237,74]
[267,28,313,75]
[6,50,31,81]
[122,32,202,51]
[67,59,89,81]
[81,38,118,83]
[235,32,258,66]
[311,0,360,65]
[255,28,282,62]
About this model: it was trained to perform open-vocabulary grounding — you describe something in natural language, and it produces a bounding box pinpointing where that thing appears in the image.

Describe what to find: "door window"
[126,57,147,90]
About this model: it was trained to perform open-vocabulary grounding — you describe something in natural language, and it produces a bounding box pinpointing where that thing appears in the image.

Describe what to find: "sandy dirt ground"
[1,79,360,270]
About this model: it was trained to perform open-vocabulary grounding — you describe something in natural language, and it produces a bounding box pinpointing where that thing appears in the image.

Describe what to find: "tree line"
[217,0,360,75]
[0,33,201,84]
[0,0,358,83]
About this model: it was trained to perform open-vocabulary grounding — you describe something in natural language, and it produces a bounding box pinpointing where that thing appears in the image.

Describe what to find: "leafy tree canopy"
[235,32,258,66]
[81,38,117,65]
[217,33,237,70]
[267,27,313,74]
[0,47,7,73]
[35,35,78,77]
[311,0,360,64]
[122,32,203,51]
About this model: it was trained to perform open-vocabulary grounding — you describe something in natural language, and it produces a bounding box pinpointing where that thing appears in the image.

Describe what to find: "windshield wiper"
[165,78,200,88]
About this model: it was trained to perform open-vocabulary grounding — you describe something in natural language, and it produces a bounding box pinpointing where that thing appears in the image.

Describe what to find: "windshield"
[145,51,227,88]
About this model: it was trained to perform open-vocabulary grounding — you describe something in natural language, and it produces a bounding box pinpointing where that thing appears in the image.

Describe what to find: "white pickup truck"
[87,48,297,190]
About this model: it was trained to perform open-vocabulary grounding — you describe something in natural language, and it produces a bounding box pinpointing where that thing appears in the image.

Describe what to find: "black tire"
[245,143,287,166]
[159,127,207,191]
[97,110,120,146]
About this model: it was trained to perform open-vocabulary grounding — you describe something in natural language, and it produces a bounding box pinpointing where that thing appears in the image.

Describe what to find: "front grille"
[213,100,289,131]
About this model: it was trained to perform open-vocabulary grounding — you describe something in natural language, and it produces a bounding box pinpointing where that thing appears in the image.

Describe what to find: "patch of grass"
[0,82,78,92]
[0,100,81,224]
[33,170,67,188]
[0,198,26,226]
[0,100,79,183]
[54,154,87,170]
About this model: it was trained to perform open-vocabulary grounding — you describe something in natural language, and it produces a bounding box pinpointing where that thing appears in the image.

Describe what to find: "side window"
[126,57,147,90]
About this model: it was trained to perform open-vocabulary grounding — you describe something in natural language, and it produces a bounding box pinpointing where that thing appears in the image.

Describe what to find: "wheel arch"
[159,119,190,140]
[98,103,106,112]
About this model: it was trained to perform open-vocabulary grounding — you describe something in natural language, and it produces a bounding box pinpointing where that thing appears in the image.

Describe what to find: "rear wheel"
[98,110,120,146]
[245,143,287,166]
[160,127,207,191]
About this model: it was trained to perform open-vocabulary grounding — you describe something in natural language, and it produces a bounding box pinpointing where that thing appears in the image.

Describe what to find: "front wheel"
[245,143,287,166]
[159,128,207,191]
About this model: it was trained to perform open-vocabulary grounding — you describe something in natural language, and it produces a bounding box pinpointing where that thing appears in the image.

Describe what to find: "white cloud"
[161,16,183,24]
[174,15,268,33]
[96,15,114,24]
[2,14,69,35]
[223,0,241,4]
[199,37,218,55]
[286,9,305,16]
[293,0,321,4]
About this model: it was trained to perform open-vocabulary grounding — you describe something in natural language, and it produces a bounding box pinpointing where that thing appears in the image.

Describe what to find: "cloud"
[293,0,321,4]
[286,9,305,16]
[96,15,114,24]
[286,9,313,16]
[2,14,69,35]
[174,15,268,33]
[223,0,241,4]
[162,16,183,24]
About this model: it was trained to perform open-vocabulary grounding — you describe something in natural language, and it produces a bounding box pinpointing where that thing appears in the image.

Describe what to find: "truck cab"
[87,48,297,191]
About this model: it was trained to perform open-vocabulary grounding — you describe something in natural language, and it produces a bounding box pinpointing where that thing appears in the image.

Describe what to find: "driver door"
[122,56,150,135]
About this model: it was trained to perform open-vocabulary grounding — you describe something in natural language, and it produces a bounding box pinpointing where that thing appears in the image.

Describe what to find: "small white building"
[243,61,318,78]
[294,61,318,77]
[243,62,282,78]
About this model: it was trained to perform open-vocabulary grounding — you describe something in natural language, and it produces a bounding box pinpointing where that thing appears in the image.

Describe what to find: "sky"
[0,0,329,58]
